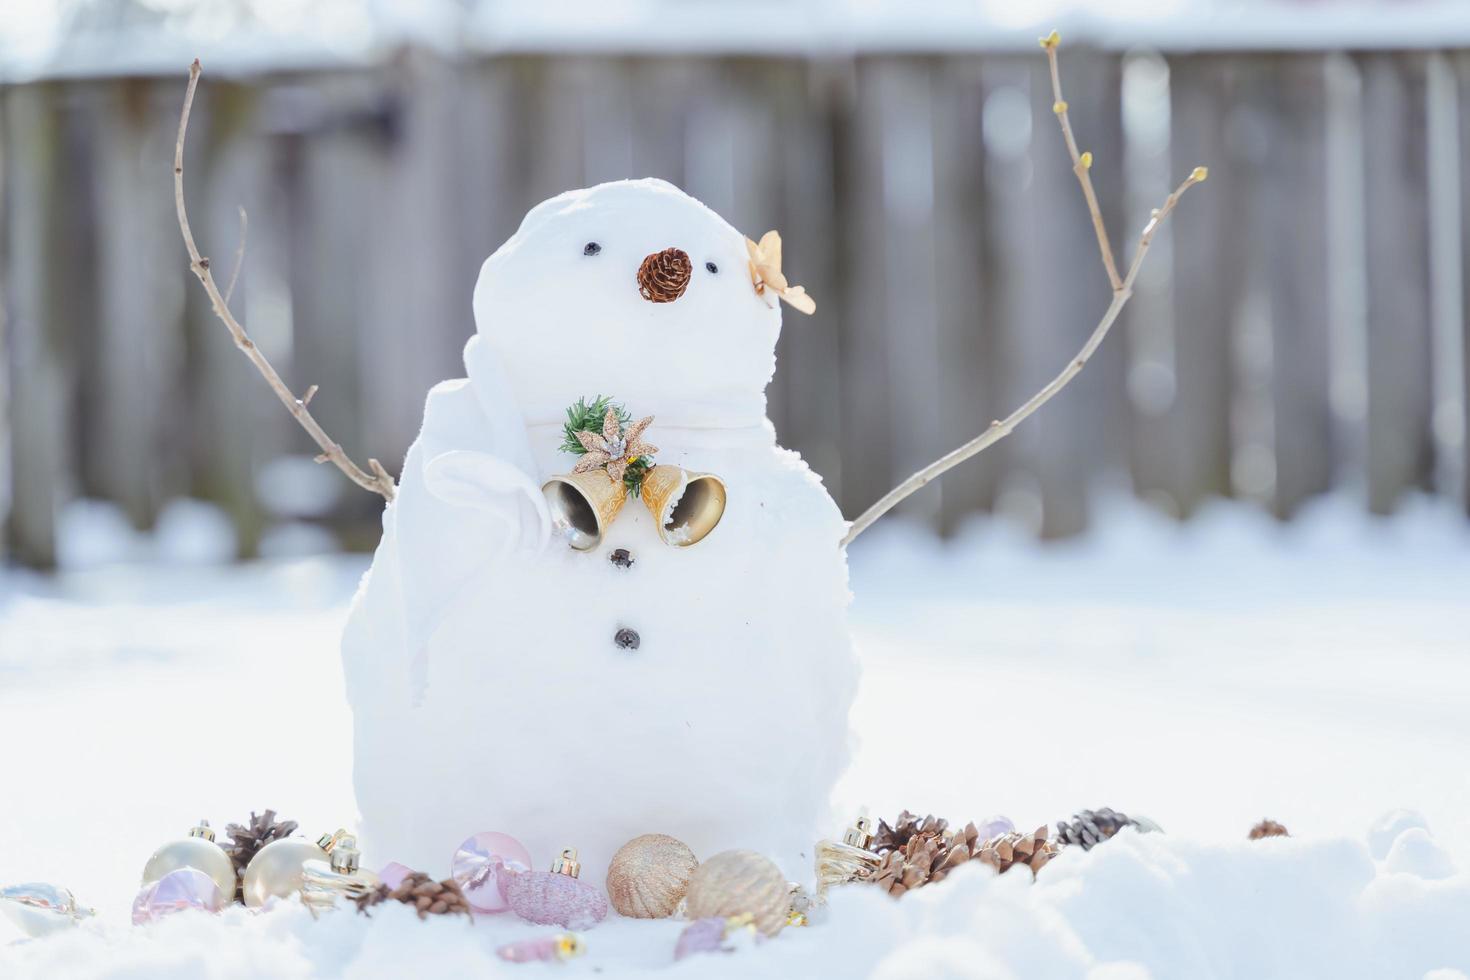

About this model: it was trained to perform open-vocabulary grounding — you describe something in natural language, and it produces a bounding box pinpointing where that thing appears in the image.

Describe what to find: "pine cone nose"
[637,247,692,303]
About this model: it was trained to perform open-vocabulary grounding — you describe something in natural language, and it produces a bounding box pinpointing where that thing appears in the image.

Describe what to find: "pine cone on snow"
[1054,808,1137,851]
[1249,819,1289,840]
[354,872,472,920]
[223,810,298,902]
[977,826,1058,877]
[871,821,989,898]
[872,811,950,855]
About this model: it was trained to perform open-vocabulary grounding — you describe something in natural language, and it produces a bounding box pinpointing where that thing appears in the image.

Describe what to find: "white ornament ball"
[242,837,328,908]
[141,825,238,902]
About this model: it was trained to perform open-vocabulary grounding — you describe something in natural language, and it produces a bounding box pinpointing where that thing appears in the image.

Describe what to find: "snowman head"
[470,179,783,428]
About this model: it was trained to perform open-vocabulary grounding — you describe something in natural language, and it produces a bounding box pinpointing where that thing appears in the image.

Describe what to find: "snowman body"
[342,179,856,883]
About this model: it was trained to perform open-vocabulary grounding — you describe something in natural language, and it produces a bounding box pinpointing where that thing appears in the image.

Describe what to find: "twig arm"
[174,59,396,502]
[1042,30,1122,293]
[840,33,1207,548]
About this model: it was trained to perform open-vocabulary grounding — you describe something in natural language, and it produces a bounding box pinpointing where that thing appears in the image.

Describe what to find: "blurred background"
[2,0,1469,566]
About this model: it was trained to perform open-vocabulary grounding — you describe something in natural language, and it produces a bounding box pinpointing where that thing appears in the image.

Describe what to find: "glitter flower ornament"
[746,230,816,315]
[572,408,657,484]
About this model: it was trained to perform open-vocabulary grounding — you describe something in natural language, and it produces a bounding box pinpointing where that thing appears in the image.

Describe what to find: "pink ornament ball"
[449,831,533,914]
[504,871,608,930]
[131,868,224,925]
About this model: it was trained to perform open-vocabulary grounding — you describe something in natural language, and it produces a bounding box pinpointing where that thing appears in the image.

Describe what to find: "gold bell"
[543,471,628,551]
[640,465,727,547]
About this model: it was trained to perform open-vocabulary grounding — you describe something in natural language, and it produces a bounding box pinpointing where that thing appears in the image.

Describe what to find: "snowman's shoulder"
[745,444,846,535]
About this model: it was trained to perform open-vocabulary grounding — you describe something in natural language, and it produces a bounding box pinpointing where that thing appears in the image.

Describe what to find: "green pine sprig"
[560,394,654,497]
[560,395,631,454]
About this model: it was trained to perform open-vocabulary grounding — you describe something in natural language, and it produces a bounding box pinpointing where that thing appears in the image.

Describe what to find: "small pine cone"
[872,810,950,855]
[1249,819,1289,840]
[978,826,1057,877]
[941,822,985,865]
[356,872,472,920]
[223,810,298,903]
[872,836,943,898]
[637,247,693,303]
[1055,808,1136,851]
[870,821,989,898]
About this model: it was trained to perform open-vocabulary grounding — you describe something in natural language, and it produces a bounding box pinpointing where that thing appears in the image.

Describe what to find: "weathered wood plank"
[183,81,278,556]
[1119,52,1179,514]
[2,84,75,568]
[975,51,1117,538]
[873,59,944,529]
[1026,46,1124,538]
[974,59,1036,529]
[835,58,897,520]
[0,89,8,551]
[361,54,469,465]
[1262,56,1334,518]
[931,57,993,534]
[1359,52,1435,513]
[1459,51,1470,515]
[776,65,846,499]
[89,79,189,528]
[1168,55,1241,515]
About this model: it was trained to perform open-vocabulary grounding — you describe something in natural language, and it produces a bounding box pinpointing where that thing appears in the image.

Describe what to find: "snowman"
[341,179,857,883]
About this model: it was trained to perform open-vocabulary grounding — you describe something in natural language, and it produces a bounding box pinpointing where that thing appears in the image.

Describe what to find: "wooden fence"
[2,48,1468,567]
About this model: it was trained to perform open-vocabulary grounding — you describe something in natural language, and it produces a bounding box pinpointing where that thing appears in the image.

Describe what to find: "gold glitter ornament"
[605,834,699,919]
[683,850,789,937]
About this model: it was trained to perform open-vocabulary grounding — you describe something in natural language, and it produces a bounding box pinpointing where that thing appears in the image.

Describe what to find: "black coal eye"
[583,242,601,256]
[705,261,718,274]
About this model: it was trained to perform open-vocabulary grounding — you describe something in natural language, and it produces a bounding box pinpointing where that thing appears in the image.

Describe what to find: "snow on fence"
[2,48,1468,566]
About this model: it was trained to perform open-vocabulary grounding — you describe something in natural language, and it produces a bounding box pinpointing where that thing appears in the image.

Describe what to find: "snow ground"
[1,492,1468,978]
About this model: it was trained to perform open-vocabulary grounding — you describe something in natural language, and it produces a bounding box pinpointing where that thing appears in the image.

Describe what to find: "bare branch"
[841,36,1206,547]
[222,205,247,306]
[174,59,396,502]
[1042,30,1122,293]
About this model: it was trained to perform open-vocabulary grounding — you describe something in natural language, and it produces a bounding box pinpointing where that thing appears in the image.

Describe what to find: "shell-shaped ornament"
[682,849,788,937]
[605,834,699,919]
